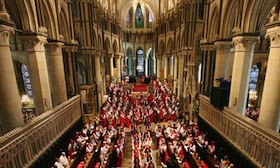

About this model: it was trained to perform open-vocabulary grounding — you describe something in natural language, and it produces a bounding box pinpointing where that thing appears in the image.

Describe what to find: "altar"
[131,84,148,98]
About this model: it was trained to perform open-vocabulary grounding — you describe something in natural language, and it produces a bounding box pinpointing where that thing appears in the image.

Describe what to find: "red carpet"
[133,84,147,92]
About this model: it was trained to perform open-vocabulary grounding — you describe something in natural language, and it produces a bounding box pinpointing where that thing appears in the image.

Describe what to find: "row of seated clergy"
[53,122,103,168]
[81,125,125,168]
[53,152,69,168]
[131,123,156,168]
[65,122,125,168]
[100,126,125,168]
[157,122,207,168]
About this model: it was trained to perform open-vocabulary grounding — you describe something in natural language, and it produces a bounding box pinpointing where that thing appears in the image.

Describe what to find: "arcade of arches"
[0,0,279,168]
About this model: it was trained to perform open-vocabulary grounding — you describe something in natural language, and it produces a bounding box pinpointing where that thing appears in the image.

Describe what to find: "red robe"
[171,112,176,121]
[125,116,131,128]
[120,115,125,127]
[117,150,123,167]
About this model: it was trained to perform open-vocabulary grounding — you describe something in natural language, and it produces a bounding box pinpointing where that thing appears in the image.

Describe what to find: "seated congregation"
[52,79,235,168]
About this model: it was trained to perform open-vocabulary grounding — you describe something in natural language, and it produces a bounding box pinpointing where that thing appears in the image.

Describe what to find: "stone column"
[0,21,23,133]
[21,29,53,115]
[132,57,136,75]
[115,53,121,81]
[65,46,75,96]
[173,53,178,93]
[46,42,67,106]
[108,53,114,77]
[200,50,206,94]
[71,45,79,94]
[213,41,232,87]
[177,52,184,99]
[204,46,214,95]
[229,35,259,114]
[164,54,169,79]
[95,51,103,111]
[259,23,280,131]
[83,50,94,84]
[156,53,162,79]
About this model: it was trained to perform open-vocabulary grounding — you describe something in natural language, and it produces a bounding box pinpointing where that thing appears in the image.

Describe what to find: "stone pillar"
[204,46,215,95]
[229,35,259,114]
[132,57,136,76]
[213,41,232,87]
[108,53,114,77]
[71,45,79,94]
[177,52,184,99]
[156,54,162,79]
[164,54,169,79]
[173,53,178,93]
[46,42,67,106]
[200,50,206,94]
[259,23,280,131]
[21,29,53,115]
[83,50,94,84]
[0,22,24,133]
[95,51,103,108]
[65,46,75,96]
[115,54,121,81]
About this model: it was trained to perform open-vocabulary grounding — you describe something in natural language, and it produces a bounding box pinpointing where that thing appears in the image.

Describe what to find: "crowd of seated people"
[131,123,156,168]
[52,120,126,168]
[53,152,69,168]
[245,107,260,121]
[100,80,179,129]
[155,121,235,168]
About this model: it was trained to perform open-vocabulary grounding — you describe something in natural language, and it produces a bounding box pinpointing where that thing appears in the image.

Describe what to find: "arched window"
[247,63,261,108]
[127,48,134,75]
[126,7,133,28]
[147,48,155,76]
[21,64,32,97]
[77,62,86,84]
[135,3,144,28]
[249,64,260,91]
[136,49,144,75]
[146,9,153,28]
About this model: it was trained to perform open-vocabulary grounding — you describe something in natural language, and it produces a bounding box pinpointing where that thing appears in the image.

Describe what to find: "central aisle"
[122,132,132,168]
[121,126,162,168]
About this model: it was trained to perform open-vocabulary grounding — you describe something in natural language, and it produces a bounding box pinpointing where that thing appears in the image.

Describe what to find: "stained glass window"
[136,49,144,75]
[249,64,260,91]
[21,64,32,96]
[135,4,144,28]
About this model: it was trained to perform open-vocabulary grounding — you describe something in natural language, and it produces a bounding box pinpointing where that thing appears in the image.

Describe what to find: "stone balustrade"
[199,95,280,168]
[0,95,81,168]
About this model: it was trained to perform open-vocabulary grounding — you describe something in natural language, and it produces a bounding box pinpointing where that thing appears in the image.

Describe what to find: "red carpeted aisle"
[133,84,147,92]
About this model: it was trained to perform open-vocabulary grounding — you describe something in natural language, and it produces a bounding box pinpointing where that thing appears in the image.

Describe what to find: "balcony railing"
[199,95,280,168]
[0,95,81,168]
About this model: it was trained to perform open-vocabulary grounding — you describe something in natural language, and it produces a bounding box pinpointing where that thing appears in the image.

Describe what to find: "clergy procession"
[52,78,235,168]
[100,79,179,128]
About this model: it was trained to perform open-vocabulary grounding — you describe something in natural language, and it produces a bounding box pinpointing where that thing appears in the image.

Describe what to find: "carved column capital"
[21,33,48,52]
[107,52,114,58]
[266,23,280,47]
[232,36,259,52]
[114,53,123,58]
[0,24,13,46]
[64,45,78,52]
[165,54,172,58]
[94,50,102,57]
[46,42,64,55]
[214,41,232,54]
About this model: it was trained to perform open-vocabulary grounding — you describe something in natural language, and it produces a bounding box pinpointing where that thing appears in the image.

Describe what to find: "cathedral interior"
[0,0,279,168]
